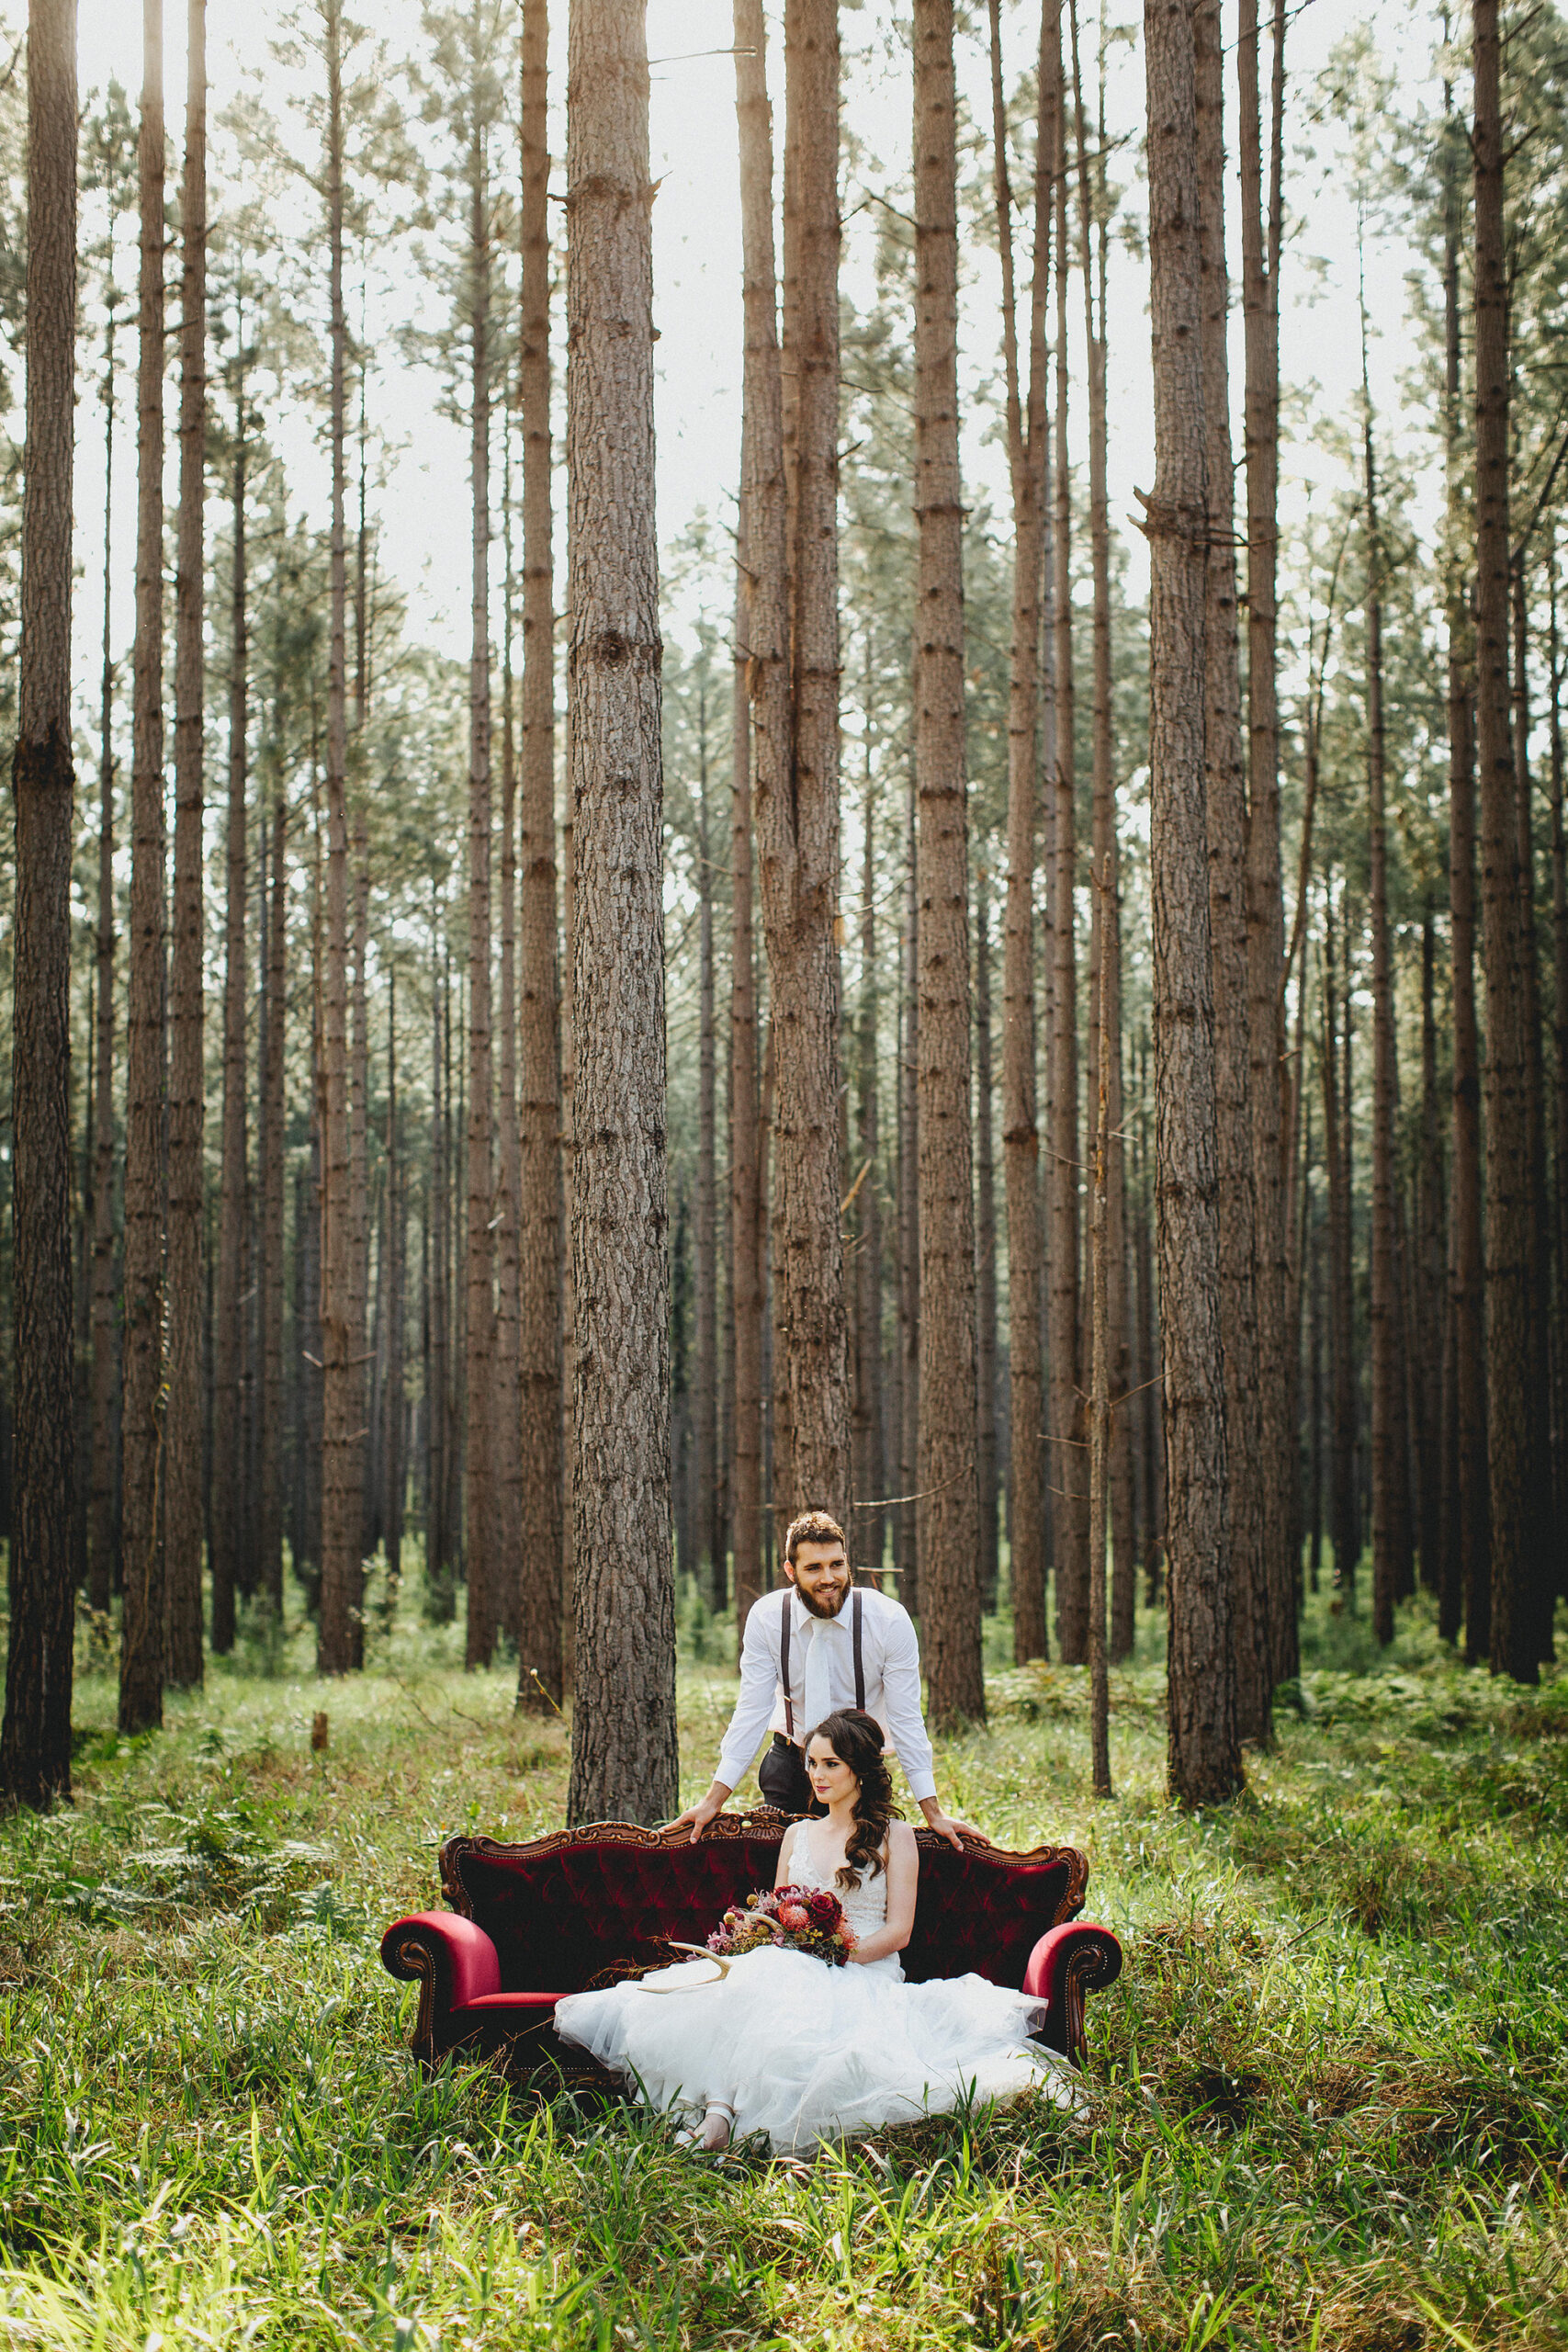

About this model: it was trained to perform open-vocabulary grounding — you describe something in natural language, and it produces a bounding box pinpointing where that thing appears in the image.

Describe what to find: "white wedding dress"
[552,1822,1078,2154]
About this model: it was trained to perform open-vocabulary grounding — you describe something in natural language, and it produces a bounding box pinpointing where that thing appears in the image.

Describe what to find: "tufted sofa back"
[439,1816,1088,1993]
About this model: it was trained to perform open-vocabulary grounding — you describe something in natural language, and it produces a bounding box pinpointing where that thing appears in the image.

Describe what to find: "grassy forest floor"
[3,1575,1568,2350]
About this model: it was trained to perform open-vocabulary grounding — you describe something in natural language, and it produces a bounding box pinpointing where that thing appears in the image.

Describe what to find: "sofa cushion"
[440,1819,1086,1995]
[455,1992,562,2016]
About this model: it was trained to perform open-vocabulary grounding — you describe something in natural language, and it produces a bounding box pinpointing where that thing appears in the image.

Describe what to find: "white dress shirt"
[715,1584,938,1804]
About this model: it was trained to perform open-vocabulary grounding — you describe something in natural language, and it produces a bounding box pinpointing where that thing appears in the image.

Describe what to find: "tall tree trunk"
[2,0,77,1806]
[494,405,522,1643]
[1306,1090,1325,1594]
[464,38,496,1671]
[1549,550,1568,1579]
[1442,72,1486,1658]
[565,0,675,1823]
[852,730,886,1572]
[898,772,920,1606]
[89,209,121,1622]
[729,475,763,1630]
[349,828,370,1645]
[164,0,207,1690]
[384,979,405,1597]
[974,876,999,1612]
[1238,0,1294,1689]
[913,0,983,1727]
[1144,0,1240,1804]
[1048,0,1087,1663]
[1089,848,1113,1798]
[1473,0,1534,1683]
[258,787,286,1612]
[120,0,168,1736]
[212,323,248,1651]
[1196,0,1269,1741]
[750,0,851,1520]
[1362,351,1410,1645]
[516,0,564,1707]
[1416,909,1446,1592]
[988,0,1049,1663]
[318,0,359,1676]
[695,693,722,1606]
[1072,0,1134,1667]
[1323,899,1357,1597]
[1512,559,1553,1662]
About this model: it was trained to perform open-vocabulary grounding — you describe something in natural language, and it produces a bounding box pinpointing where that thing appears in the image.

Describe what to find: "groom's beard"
[796,1581,849,1620]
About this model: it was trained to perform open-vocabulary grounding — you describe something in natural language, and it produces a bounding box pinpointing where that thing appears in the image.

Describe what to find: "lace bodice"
[787,1818,891,1951]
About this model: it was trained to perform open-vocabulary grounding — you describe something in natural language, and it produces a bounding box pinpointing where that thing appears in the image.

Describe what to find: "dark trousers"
[757,1733,818,1815]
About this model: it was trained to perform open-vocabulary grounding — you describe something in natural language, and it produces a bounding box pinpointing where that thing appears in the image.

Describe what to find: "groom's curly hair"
[805,1709,902,1889]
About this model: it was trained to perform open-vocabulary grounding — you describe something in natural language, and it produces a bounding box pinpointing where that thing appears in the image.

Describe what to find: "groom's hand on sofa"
[671,1781,733,1840]
[919,1799,988,1852]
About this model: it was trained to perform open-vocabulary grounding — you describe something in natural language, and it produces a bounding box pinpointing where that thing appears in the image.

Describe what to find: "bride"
[552,1709,1077,2155]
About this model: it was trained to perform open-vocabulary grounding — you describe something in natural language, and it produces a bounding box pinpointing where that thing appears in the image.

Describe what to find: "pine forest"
[2,0,1568,2344]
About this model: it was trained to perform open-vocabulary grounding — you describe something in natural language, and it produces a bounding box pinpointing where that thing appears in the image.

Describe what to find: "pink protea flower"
[777,1902,809,1930]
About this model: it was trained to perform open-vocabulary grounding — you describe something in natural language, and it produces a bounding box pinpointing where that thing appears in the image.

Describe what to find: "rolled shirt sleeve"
[715,1595,784,1792]
[879,1604,938,1803]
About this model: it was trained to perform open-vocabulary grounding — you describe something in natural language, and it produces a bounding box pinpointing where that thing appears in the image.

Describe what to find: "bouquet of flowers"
[703,1883,857,1967]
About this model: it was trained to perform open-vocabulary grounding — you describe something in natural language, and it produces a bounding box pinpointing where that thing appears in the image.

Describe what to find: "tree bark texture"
[1416,909,1446,1594]
[318,1,360,1677]
[1472,0,1535,1684]
[975,880,999,1611]
[120,0,168,1736]
[565,0,676,1826]
[212,355,248,1652]
[1089,852,1113,1799]
[898,774,920,1606]
[165,0,207,1690]
[517,0,566,1710]
[3,0,77,1807]
[695,713,722,1605]
[1048,0,1088,1664]
[1549,558,1568,1581]
[1238,0,1294,1687]
[1195,0,1269,1743]
[1443,109,1487,1655]
[1509,562,1552,1665]
[1144,0,1241,1805]
[89,191,122,1622]
[913,0,983,1728]
[464,66,496,1671]
[494,405,522,1642]
[753,0,851,1520]
[988,0,1049,1663]
[1363,380,1411,1645]
[259,788,287,1613]
[730,522,764,1630]
[852,748,886,1572]
[1070,0,1134,1668]
[1323,901,1357,1597]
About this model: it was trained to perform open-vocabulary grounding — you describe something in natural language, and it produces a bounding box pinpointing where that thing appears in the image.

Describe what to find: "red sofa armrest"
[381,1912,502,2062]
[1021,1921,1122,2064]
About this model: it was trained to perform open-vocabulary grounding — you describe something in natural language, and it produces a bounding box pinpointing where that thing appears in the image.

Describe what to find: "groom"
[673,1509,979,1852]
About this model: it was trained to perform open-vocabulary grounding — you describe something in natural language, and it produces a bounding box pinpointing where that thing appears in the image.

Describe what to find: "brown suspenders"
[780,1587,865,1744]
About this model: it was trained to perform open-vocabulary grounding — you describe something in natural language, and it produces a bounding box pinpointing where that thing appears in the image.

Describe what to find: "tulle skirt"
[552,1944,1078,2154]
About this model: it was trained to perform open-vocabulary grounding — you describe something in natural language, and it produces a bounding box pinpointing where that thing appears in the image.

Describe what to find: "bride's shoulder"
[887,1819,919,1868]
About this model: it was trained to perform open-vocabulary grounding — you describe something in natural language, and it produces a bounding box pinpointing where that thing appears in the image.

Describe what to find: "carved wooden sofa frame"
[381,1811,1122,2092]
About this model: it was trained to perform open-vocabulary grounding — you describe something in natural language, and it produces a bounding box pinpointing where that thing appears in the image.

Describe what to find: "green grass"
[3,1577,1568,2348]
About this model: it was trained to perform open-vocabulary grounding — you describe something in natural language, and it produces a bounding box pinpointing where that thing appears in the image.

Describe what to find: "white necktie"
[802,1612,834,1743]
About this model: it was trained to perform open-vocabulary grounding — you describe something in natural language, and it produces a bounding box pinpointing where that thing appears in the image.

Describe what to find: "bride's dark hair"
[804,1709,902,1888]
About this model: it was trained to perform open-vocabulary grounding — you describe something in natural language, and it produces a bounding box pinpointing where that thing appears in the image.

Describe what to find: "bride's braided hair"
[806,1709,902,1888]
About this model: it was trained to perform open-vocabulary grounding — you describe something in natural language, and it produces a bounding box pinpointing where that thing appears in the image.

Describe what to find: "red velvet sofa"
[381,1812,1122,2091]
